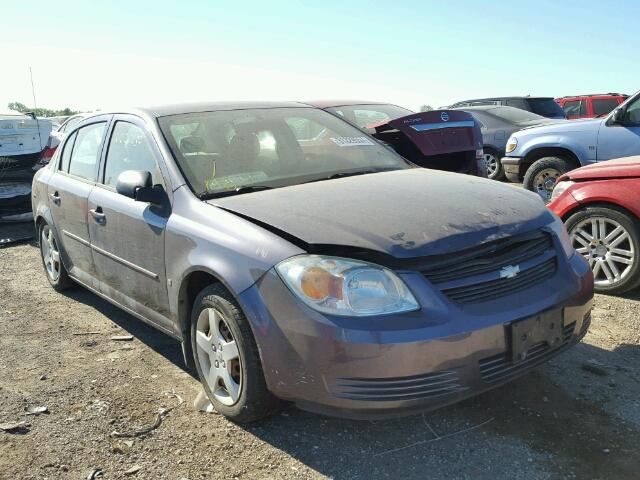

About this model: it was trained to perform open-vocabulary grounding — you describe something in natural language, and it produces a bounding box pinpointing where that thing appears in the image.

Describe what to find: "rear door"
[87,115,172,330]
[46,118,109,288]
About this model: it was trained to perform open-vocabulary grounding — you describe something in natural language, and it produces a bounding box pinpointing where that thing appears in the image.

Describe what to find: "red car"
[556,94,628,120]
[548,156,640,294]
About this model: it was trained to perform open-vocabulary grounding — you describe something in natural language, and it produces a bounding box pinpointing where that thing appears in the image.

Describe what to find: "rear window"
[527,98,566,118]
[592,98,620,117]
[485,106,545,124]
[327,104,414,129]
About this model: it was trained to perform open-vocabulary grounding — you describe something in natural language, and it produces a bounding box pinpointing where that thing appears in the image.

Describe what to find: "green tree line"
[8,101,79,118]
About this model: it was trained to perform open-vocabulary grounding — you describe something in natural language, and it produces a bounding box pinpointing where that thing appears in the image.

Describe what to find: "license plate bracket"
[510,308,564,362]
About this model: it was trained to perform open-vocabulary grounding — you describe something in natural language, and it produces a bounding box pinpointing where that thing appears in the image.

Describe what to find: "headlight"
[550,180,574,202]
[276,255,419,316]
[548,213,575,258]
[505,137,518,153]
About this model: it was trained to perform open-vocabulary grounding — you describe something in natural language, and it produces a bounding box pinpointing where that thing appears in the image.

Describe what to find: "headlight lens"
[276,255,419,316]
[548,213,575,258]
[505,137,518,153]
[550,180,574,202]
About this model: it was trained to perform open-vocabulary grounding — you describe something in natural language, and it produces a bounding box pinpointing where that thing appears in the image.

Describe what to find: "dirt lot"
[1,242,639,480]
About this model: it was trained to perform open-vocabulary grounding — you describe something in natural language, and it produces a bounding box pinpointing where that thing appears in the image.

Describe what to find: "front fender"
[565,179,640,219]
[515,135,592,164]
[164,186,305,325]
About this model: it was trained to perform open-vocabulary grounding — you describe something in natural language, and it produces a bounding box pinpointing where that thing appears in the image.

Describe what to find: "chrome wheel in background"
[570,217,634,289]
[195,307,242,406]
[532,168,561,203]
[484,152,499,179]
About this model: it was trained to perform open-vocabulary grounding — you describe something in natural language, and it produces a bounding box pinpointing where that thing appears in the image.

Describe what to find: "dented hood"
[209,169,553,259]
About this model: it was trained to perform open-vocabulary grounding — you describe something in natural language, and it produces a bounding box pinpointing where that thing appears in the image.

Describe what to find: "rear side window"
[59,131,78,172]
[68,122,107,181]
[103,122,163,188]
[592,99,619,117]
[562,100,586,119]
[61,116,83,133]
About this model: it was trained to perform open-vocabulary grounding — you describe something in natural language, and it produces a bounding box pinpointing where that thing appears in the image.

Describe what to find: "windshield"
[527,98,566,118]
[159,107,409,197]
[325,104,414,129]
[485,106,546,124]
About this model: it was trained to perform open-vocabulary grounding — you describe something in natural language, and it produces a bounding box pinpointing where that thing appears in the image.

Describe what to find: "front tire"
[190,284,280,422]
[39,222,72,291]
[523,156,574,203]
[566,206,640,294]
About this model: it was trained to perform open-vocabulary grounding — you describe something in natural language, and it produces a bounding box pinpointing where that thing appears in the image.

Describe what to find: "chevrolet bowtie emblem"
[500,265,520,279]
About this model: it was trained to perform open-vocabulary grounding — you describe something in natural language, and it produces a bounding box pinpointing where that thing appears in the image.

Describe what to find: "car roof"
[87,101,311,119]
[303,100,391,109]
[558,93,628,99]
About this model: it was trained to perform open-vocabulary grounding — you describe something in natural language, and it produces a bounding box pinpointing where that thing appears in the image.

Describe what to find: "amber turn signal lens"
[300,267,343,300]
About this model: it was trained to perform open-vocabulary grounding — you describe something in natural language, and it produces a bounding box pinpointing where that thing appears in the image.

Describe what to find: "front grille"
[479,322,576,383]
[330,371,467,402]
[422,230,556,304]
[441,258,556,304]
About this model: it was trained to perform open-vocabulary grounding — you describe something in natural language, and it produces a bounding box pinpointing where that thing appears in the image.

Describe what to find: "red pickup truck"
[556,94,628,120]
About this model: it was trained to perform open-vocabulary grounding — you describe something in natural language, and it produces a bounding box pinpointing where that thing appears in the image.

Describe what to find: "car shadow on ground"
[58,278,640,479]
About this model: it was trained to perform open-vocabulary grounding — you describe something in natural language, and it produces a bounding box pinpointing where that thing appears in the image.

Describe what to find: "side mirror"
[611,108,625,124]
[115,170,165,205]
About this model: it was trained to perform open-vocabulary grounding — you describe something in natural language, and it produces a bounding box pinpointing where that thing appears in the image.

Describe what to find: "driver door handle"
[50,192,60,205]
[89,207,106,224]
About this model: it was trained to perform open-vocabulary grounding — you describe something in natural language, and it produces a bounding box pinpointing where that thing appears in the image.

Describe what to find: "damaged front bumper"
[238,251,593,420]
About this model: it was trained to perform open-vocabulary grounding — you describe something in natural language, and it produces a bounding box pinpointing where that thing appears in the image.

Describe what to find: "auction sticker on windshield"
[330,136,375,147]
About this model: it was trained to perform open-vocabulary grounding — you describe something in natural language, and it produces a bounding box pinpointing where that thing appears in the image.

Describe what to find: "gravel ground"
[1,242,639,480]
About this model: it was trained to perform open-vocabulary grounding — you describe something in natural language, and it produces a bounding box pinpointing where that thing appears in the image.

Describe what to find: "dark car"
[450,96,566,120]
[453,106,560,180]
[306,100,486,177]
[33,102,592,422]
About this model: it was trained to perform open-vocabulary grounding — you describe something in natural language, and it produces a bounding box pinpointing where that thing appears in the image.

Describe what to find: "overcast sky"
[2,0,639,113]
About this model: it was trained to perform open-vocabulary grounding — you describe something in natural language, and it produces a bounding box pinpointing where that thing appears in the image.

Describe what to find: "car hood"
[209,169,553,259]
[566,156,640,180]
[515,117,601,136]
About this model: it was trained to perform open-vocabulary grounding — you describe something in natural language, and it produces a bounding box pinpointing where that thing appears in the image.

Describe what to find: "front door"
[47,121,108,288]
[87,117,172,330]
[597,95,640,161]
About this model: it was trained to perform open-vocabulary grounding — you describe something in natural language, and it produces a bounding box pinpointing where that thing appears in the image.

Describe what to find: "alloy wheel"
[41,226,61,281]
[195,307,242,406]
[570,217,635,288]
[484,152,499,179]
[532,168,561,202]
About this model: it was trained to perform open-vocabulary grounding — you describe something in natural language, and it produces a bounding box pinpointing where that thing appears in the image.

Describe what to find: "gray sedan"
[453,106,559,180]
[32,102,592,422]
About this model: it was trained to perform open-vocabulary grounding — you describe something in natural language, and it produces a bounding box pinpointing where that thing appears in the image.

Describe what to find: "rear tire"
[190,284,280,422]
[39,222,73,292]
[565,205,640,294]
[523,156,574,203]
[484,148,505,181]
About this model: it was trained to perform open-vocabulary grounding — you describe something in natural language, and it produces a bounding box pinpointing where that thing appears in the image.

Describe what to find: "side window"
[104,122,163,188]
[592,99,619,117]
[562,100,585,119]
[624,97,640,125]
[59,131,78,172]
[68,123,106,181]
[506,99,526,109]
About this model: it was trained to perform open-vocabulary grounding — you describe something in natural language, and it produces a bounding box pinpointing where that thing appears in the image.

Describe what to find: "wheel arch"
[176,266,265,371]
[522,147,581,177]
[561,200,640,223]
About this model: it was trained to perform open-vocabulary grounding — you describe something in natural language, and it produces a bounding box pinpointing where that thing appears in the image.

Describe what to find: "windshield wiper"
[200,185,274,200]
[304,168,393,184]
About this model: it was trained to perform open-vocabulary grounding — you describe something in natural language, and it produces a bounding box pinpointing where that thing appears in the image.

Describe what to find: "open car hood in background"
[374,110,482,157]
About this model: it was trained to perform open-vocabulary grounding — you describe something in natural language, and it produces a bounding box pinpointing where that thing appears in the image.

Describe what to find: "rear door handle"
[50,192,60,205]
[89,207,106,224]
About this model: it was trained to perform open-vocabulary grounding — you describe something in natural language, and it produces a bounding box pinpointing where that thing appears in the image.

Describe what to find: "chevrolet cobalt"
[32,102,593,422]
